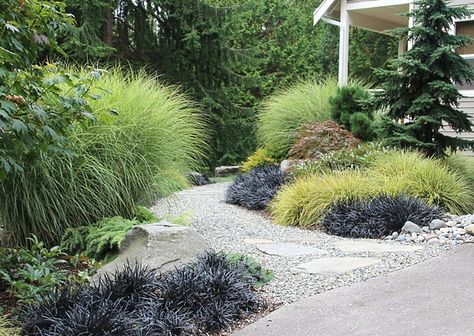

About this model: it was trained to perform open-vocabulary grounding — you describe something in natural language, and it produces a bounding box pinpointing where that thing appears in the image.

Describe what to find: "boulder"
[402,221,422,234]
[93,222,208,281]
[214,165,241,177]
[188,172,211,186]
[466,224,474,236]
[429,219,446,230]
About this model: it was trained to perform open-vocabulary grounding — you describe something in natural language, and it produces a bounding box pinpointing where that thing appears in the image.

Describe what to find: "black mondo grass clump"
[322,195,444,239]
[22,252,266,336]
[225,165,285,210]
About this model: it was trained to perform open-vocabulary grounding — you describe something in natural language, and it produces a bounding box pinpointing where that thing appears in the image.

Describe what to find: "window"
[456,20,474,56]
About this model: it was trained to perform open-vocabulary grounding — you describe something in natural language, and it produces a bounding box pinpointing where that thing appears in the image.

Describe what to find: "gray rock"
[422,226,430,233]
[93,222,208,281]
[187,172,210,186]
[214,165,241,177]
[294,257,380,274]
[391,232,399,239]
[402,221,422,234]
[446,220,458,227]
[280,160,291,174]
[466,224,474,236]
[396,234,407,241]
[255,243,328,257]
[428,238,440,244]
[415,236,425,243]
[430,219,446,230]
[425,234,438,241]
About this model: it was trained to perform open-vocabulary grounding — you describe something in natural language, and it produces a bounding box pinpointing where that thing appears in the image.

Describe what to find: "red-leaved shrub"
[288,121,360,159]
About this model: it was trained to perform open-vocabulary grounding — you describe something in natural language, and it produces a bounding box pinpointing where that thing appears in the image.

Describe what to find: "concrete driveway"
[234,245,474,336]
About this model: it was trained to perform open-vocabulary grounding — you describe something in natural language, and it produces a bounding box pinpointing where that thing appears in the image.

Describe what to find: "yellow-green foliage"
[271,151,473,227]
[370,151,473,214]
[271,170,371,227]
[0,316,20,336]
[0,68,208,245]
[443,154,474,190]
[242,148,276,172]
[258,78,337,159]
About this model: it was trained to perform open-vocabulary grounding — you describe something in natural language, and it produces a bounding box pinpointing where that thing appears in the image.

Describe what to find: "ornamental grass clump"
[271,170,371,227]
[22,252,266,336]
[370,151,473,214]
[322,195,444,238]
[258,78,337,159]
[225,165,285,210]
[271,150,473,227]
[0,69,208,246]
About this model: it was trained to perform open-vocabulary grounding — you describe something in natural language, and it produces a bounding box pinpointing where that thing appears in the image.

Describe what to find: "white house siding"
[443,96,474,155]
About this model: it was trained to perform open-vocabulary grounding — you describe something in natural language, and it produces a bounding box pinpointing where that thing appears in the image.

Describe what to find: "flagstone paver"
[294,257,381,274]
[335,240,424,253]
[255,242,328,257]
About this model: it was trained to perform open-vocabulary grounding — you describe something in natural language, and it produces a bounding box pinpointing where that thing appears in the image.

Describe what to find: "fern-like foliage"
[61,217,139,261]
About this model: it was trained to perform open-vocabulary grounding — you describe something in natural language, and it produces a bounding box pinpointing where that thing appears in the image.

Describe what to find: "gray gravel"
[151,182,465,305]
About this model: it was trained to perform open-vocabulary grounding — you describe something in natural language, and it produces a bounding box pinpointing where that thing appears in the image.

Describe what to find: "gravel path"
[151,182,463,304]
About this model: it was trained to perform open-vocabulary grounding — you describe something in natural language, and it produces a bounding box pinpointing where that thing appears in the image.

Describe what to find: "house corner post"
[338,0,350,86]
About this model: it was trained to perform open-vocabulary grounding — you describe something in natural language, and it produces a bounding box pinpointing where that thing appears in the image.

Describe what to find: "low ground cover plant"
[289,142,392,178]
[322,195,443,238]
[0,236,95,312]
[257,79,337,159]
[226,165,285,210]
[22,252,268,336]
[271,150,473,227]
[0,69,208,246]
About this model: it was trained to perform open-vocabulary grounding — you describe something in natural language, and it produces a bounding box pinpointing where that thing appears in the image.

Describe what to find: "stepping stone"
[244,238,273,245]
[255,243,328,257]
[335,241,423,253]
[294,257,380,274]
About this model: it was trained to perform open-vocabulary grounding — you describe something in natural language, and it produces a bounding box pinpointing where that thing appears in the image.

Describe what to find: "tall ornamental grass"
[0,69,208,245]
[257,78,338,159]
[271,150,473,227]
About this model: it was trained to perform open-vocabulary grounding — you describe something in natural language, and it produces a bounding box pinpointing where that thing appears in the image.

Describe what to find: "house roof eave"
[313,0,340,25]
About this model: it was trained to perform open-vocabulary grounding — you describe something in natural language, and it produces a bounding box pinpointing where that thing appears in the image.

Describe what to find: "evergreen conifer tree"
[375,0,474,157]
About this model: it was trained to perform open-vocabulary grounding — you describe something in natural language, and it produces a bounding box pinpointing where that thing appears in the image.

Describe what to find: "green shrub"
[288,121,360,160]
[0,236,93,308]
[62,216,139,260]
[134,206,159,223]
[329,84,376,141]
[0,69,208,246]
[271,150,473,227]
[258,78,338,159]
[242,148,276,172]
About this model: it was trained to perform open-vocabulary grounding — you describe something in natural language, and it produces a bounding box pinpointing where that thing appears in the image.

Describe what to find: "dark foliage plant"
[22,252,266,336]
[225,165,285,210]
[322,195,444,238]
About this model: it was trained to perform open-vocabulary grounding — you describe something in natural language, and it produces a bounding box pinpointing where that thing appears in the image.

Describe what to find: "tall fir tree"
[375,0,474,157]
